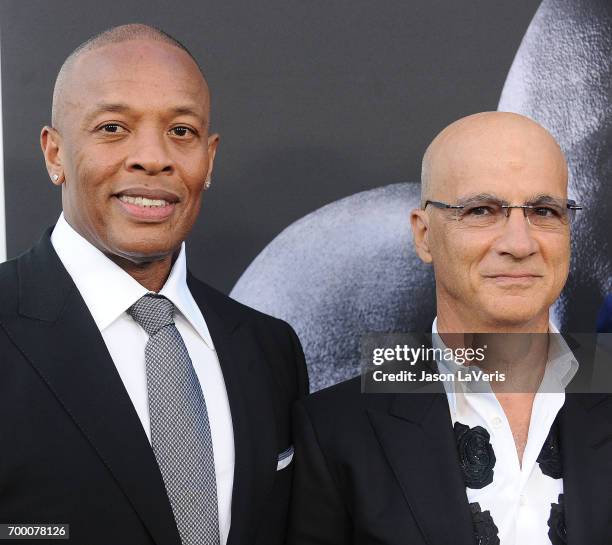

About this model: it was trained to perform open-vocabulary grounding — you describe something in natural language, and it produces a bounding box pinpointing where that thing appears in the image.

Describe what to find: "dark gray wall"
[0,0,540,293]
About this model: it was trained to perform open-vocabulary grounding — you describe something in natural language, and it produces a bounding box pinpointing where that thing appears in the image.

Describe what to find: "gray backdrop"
[0,0,540,292]
[228,0,612,389]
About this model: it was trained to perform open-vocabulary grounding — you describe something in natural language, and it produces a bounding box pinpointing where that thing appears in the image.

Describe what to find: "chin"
[107,238,178,264]
[481,302,548,329]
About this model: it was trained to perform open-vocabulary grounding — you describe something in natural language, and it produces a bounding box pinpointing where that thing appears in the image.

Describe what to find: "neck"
[436,304,551,395]
[436,306,550,465]
[62,215,180,292]
[108,252,177,292]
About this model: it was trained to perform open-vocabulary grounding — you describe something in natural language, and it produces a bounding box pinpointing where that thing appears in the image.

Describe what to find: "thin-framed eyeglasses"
[423,196,582,229]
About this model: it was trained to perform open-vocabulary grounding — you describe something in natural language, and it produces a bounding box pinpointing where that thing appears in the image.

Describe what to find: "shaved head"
[420,112,568,206]
[52,23,207,131]
[40,23,219,289]
[411,111,571,332]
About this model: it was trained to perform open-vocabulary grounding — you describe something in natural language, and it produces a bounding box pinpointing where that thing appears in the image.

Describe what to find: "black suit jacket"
[287,370,612,544]
[0,230,308,545]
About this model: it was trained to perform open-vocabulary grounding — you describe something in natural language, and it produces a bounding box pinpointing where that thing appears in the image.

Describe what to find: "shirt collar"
[542,321,578,390]
[157,244,215,350]
[51,213,214,349]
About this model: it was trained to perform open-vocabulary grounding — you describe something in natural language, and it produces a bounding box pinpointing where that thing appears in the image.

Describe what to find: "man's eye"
[99,124,124,133]
[533,207,558,217]
[170,126,193,137]
[100,123,122,133]
[465,206,494,216]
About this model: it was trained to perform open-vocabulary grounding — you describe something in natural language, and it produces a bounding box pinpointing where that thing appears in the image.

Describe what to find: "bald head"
[52,23,208,130]
[420,112,568,206]
[40,22,219,284]
[411,111,572,333]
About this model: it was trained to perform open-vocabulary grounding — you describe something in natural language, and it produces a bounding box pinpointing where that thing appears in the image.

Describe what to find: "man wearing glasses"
[287,112,612,544]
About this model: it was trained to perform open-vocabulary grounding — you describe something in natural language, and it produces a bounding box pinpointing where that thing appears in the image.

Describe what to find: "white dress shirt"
[432,318,577,545]
[51,214,234,545]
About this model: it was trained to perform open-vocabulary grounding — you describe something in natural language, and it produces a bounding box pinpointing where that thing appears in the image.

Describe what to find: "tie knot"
[128,294,175,336]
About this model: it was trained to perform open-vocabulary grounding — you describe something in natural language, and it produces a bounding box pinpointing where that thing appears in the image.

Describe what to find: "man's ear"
[410,208,433,264]
[40,126,64,185]
[205,133,220,183]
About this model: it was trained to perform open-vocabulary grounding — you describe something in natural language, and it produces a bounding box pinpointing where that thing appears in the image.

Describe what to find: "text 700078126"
[0,525,69,540]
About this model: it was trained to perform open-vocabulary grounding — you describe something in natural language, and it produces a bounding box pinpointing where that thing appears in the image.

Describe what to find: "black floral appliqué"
[469,502,500,545]
[547,493,567,545]
[454,422,496,488]
[537,418,562,479]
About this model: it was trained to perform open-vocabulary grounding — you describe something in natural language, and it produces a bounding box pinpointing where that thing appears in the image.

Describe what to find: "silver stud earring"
[52,174,59,182]
[204,179,211,189]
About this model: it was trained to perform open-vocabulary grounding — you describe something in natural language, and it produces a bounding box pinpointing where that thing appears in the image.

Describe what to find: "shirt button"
[491,416,503,429]
[519,494,527,506]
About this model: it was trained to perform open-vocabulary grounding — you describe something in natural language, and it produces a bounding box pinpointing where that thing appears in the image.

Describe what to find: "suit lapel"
[4,233,182,545]
[367,391,475,545]
[365,334,612,545]
[561,393,612,544]
[187,277,278,545]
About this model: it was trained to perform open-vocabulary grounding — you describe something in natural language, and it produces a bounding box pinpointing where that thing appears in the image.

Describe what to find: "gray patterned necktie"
[128,294,220,545]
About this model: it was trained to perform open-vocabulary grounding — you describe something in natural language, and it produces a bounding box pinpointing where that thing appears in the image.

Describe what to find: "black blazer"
[287,372,612,544]
[0,230,309,545]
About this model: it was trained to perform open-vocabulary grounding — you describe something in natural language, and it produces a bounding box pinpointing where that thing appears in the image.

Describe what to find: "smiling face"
[42,39,218,264]
[411,113,571,332]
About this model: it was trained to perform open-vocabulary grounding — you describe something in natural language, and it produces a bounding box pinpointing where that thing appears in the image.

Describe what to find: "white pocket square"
[276,445,294,471]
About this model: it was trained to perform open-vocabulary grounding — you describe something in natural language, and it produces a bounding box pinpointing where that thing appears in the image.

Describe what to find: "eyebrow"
[82,102,131,126]
[455,192,565,205]
[525,194,565,204]
[171,106,203,117]
[82,102,206,127]
[455,193,500,205]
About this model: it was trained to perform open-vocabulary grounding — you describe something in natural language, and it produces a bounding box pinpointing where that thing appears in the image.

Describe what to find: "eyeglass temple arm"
[423,200,464,210]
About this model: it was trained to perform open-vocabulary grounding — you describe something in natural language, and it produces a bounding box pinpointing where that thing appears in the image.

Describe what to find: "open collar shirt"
[432,317,578,545]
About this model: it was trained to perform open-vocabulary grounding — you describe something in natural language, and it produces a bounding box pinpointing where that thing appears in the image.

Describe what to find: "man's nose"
[492,208,539,258]
[125,130,174,175]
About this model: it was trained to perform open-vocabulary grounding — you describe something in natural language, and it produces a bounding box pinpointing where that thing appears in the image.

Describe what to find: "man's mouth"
[118,195,171,208]
[114,188,179,221]
[484,274,542,287]
[489,274,540,278]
